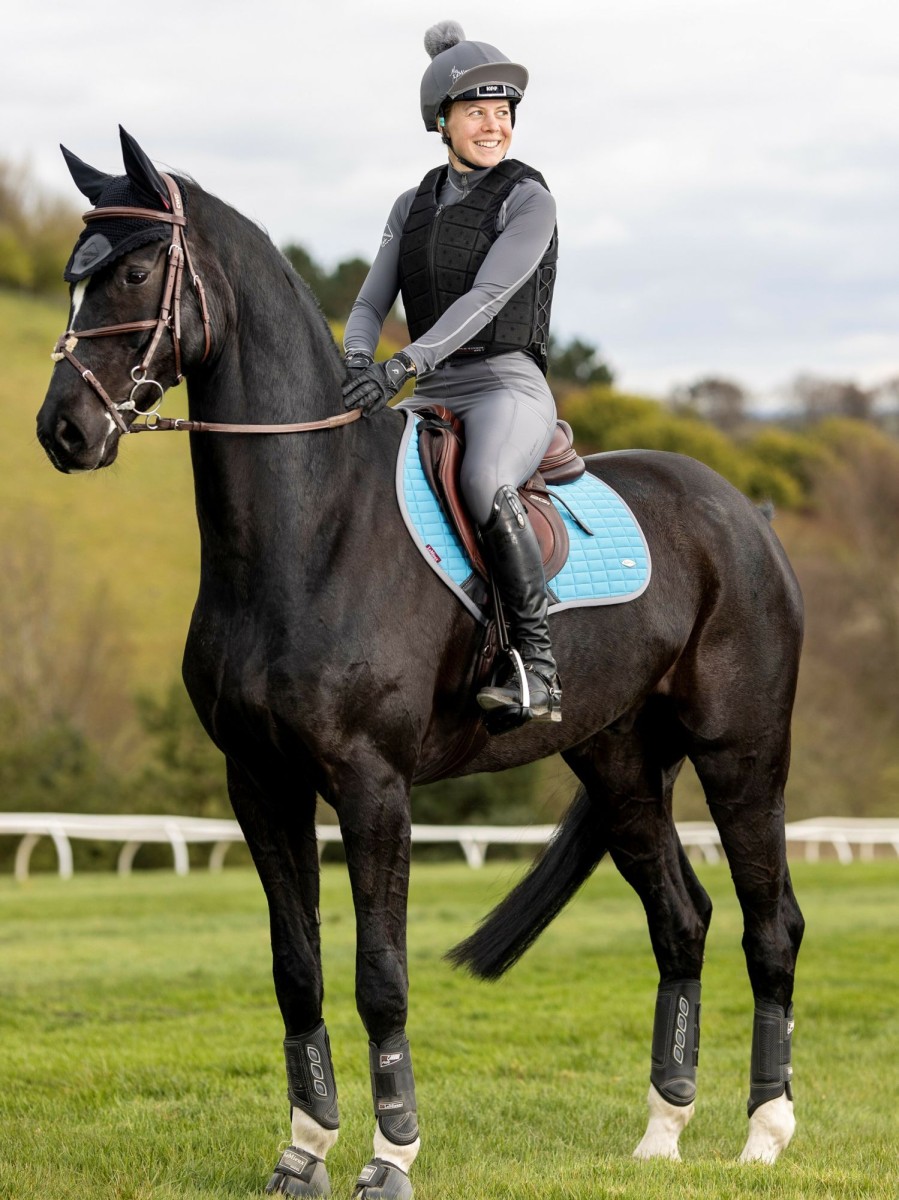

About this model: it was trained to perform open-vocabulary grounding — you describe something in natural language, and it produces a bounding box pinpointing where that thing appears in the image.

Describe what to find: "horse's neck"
[185,233,365,574]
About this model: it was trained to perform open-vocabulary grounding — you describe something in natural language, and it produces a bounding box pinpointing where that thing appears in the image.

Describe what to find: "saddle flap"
[413,404,570,582]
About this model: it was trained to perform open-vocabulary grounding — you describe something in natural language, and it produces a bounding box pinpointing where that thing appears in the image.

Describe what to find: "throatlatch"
[369,1032,419,1145]
[748,1001,794,1116]
[650,979,701,1106]
[284,1020,339,1130]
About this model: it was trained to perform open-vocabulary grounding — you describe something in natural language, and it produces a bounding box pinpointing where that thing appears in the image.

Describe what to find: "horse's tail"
[446,785,605,979]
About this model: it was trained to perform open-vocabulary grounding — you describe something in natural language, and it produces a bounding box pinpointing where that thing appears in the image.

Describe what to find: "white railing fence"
[1,813,898,881]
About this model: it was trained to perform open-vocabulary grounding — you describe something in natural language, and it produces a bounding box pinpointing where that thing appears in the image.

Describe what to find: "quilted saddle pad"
[395,410,651,624]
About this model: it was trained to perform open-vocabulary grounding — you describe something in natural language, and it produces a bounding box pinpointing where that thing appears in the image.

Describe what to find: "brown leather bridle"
[52,173,361,437]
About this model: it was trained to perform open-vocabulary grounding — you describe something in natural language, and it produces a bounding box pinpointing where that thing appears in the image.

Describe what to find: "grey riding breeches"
[401,350,557,526]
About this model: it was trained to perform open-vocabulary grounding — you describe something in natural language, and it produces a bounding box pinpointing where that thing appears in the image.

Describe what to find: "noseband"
[52,176,362,437]
[52,173,212,433]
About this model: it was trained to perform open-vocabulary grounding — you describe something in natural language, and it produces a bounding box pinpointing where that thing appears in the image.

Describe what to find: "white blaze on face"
[67,275,117,443]
[69,278,89,329]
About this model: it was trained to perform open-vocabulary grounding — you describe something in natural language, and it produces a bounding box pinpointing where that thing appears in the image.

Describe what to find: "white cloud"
[4,0,898,393]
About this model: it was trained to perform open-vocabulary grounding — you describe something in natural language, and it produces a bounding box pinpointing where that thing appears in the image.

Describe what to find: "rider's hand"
[341,352,417,416]
[343,350,373,376]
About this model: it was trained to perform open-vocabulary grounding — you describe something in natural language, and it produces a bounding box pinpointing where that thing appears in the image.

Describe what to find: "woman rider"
[341,20,562,725]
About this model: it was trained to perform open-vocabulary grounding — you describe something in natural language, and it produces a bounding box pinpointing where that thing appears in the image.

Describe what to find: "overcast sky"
[5,0,897,398]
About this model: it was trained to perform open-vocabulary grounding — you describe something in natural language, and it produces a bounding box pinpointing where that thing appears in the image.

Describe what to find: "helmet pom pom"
[424,20,466,59]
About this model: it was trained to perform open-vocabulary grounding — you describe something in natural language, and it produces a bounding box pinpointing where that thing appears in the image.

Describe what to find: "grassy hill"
[2,289,200,687]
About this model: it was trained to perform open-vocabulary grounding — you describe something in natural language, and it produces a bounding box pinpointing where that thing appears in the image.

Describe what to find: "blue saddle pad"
[395,411,651,623]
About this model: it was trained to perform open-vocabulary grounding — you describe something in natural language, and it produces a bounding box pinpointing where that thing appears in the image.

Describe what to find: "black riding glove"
[341,352,416,416]
[343,350,373,375]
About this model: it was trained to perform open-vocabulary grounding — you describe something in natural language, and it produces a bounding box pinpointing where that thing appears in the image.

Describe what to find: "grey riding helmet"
[419,20,529,133]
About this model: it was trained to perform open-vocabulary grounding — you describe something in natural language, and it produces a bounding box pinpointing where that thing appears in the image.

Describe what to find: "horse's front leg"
[226,759,338,1197]
[331,755,418,1200]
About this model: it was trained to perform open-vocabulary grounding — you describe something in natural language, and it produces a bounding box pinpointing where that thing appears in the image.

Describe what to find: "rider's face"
[443,99,514,171]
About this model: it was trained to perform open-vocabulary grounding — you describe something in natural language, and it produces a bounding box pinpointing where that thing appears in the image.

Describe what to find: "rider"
[341,20,562,725]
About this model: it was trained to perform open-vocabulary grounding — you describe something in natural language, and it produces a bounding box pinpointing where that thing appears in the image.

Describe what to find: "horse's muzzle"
[36,391,122,473]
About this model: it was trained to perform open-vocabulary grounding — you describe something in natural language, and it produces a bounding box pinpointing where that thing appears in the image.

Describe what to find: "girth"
[411,404,585,584]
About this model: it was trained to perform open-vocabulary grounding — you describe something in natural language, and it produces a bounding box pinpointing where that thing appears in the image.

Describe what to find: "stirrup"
[477,651,562,724]
[353,1158,413,1199]
[265,1146,331,1196]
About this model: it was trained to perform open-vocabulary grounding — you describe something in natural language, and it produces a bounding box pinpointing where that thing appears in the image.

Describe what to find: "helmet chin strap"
[442,133,488,173]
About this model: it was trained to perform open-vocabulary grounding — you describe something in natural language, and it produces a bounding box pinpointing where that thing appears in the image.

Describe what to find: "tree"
[0,159,81,296]
[282,245,371,322]
[670,376,748,433]
[790,374,874,423]
[547,334,614,387]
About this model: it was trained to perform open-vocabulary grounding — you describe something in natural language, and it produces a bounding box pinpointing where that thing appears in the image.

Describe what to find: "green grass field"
[0,859,896,1199]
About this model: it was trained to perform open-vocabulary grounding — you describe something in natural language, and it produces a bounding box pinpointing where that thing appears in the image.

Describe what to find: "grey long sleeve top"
[343,162,556,376]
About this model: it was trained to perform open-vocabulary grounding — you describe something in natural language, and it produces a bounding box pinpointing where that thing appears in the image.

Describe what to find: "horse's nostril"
[56,416,85,453]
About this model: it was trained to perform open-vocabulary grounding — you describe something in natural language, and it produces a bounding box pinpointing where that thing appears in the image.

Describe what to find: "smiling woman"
[342,19,563,728]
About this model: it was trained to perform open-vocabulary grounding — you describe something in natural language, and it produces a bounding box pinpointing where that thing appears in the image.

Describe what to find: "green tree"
[130,682,229,818]
[547,334,615,387]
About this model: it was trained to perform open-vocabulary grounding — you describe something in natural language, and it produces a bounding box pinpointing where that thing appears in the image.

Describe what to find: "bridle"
[51,173,361,437]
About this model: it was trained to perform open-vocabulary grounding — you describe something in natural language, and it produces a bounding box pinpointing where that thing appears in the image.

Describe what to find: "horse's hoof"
[353,1158,413,1199]
[265,1146,331,1196]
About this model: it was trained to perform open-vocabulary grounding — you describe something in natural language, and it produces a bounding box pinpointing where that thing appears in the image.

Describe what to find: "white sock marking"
[738,1093,795,1163]
[373,1125,420,1174]
[633,1083,694,1161]
[289,1108,339,1159]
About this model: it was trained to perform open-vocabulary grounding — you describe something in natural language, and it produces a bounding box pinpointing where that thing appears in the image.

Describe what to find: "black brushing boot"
[476,485,562,725]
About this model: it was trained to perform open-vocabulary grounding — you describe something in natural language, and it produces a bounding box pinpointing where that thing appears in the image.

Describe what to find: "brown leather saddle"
[411,404,586,583]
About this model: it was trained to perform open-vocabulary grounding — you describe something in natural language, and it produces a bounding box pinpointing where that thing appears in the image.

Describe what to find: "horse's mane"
[179,175,342,362]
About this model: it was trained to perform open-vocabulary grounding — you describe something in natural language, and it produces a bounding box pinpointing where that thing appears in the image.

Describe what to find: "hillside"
[2,290,199,686]
[5,288,899,822]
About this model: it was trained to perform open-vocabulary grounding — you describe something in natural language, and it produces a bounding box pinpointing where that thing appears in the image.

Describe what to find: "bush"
[562,386,814,508]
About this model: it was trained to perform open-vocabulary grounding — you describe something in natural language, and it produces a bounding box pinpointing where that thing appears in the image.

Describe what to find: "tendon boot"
[476,485,562,726]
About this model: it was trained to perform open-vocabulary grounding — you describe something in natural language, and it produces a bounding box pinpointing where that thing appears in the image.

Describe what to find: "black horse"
[37,130,804,1196]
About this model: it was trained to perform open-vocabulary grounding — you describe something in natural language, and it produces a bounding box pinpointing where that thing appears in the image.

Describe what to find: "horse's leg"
[226,759,337,1197]
[564,700,712,1162]
[331,758,418,1200]
[690,740,804,1164]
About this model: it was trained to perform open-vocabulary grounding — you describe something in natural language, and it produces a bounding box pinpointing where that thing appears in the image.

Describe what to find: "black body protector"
[398,159,557,374]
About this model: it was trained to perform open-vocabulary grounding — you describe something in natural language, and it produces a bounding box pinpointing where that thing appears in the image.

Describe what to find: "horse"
[37,129,804,1196]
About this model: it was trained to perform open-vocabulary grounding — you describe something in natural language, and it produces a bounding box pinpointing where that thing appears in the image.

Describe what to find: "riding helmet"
[419,20,529,133]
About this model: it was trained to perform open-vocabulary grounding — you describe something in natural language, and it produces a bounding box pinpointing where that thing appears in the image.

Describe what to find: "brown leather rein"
[52,173,362,437]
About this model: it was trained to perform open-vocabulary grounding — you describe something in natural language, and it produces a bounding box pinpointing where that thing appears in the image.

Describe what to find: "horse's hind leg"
[691,738,804,1163]
[564,699,713,1161]
[226,760,337,1197]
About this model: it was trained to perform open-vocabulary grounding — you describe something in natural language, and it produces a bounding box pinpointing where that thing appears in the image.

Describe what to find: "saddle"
[411,404,586,583]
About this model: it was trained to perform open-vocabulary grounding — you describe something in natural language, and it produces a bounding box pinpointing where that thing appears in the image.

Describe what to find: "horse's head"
[37,127,212,472]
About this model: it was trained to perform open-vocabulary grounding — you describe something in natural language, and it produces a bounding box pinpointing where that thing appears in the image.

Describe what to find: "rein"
[52,175,361,437]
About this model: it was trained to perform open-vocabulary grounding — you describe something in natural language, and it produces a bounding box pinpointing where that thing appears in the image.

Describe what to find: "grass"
[2,289,199,686]
[0,859,896,1198]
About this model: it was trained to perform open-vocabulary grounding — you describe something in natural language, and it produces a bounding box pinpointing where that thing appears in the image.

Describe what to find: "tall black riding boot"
[476,485,562,723]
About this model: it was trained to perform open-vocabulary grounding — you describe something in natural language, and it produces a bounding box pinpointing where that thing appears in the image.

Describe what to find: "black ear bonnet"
[62,128,188,282]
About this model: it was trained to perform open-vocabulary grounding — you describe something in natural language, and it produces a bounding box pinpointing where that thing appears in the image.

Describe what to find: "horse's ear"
[60,145,114,204]
[119,125,172,211]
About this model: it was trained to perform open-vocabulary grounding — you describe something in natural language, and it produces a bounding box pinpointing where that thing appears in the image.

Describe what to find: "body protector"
[398,159,557,373]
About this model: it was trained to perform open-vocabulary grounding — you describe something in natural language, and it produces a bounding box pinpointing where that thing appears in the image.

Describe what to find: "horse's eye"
[126,269,149,285]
